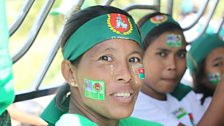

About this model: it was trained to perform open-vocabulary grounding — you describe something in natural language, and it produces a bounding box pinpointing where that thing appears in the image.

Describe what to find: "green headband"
[187,33,224,75]
[140,14,181,39]
[63,13,141,61]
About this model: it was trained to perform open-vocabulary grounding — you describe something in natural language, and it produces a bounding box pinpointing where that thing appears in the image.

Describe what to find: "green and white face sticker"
[136,64,144,80]
[138,67,144,80]
[207,73,222,85]
[166,34,182,47]
[130,64,144,80]
[84,79,105,100]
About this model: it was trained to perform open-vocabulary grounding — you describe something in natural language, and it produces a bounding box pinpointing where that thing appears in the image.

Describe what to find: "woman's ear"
[61,60,78,87]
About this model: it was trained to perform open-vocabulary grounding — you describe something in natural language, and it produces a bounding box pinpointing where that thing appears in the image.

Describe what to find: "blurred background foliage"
[6,0,223,92]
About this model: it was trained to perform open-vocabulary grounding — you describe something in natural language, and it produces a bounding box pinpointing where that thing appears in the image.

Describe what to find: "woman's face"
[204,47,224,90]
[142,31,187,99]
[72,39,143,119]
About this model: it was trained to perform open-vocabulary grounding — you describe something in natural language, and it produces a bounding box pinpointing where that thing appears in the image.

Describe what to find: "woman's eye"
[129,57,141,63]
[177,52,186,58]
[213,62,223,67]
[156,52,167,57]
[99,56,112,62]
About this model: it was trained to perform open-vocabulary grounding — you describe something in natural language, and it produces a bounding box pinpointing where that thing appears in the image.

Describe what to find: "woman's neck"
[91,116,119,126]
[69,89,120,126]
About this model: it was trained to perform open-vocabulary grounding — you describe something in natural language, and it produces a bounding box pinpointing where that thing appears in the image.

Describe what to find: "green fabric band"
[140,14,180,39]
[63,13,141,61]
[187,33,224,75]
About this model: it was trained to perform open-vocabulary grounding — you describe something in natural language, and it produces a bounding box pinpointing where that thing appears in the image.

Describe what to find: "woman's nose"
[114,62,132,83]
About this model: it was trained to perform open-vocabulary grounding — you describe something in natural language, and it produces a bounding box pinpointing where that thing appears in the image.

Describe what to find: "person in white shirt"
[132,12,224,126]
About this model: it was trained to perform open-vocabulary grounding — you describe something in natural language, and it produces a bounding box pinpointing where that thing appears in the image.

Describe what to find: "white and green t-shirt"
[56,114,163,126]
[132,84,211,126]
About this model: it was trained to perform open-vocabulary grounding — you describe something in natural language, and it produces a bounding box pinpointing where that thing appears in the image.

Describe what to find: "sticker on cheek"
[208,73,221,85]
[84,78,105,100]
[131,64,145,80]
[137,66,145,80]
[166,34,182,48]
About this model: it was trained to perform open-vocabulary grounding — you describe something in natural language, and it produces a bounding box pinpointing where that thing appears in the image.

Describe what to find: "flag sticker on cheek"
[131,64,144,80]
[84,79,105,100]
[166,34,182,47]
[137,66,145,80]
[208,73,221,85]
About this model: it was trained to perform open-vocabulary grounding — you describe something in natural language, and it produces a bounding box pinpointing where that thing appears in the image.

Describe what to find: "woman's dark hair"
[55,84,70,112]
[56,5,134,111]
[193,59,214,105]
[138,12,184,51]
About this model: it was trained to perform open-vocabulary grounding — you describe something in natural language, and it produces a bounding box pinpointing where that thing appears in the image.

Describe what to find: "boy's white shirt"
[132,91,211,126]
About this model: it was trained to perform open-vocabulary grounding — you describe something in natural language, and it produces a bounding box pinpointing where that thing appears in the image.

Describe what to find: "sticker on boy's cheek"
[208,73,221,85]
[84,79,105,100]
[131,64,145,80]
[166,34,182,47]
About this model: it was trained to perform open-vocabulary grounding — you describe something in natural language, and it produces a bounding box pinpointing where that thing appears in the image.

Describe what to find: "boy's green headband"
[187,33,224,75]
[140,14,180,39]
[63,13,141,61]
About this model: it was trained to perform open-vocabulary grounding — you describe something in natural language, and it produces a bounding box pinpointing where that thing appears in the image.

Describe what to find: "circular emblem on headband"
[107,13,133,35]
[150,15,168,24]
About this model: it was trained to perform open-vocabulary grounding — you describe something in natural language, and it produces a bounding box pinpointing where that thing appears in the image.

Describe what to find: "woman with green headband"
[41,5,162,126]
[186,33,224,126]
[187,33,224,108]
[132,12,224,126]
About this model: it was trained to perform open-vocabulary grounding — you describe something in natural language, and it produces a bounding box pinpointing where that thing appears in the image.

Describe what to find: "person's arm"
[7,104,48,126]
[197,79,224,126]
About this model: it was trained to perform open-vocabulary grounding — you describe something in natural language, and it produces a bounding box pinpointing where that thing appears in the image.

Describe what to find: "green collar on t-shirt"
[171,83,192,101]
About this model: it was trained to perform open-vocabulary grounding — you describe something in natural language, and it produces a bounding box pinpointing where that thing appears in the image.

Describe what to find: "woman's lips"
[110,91,135,104]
